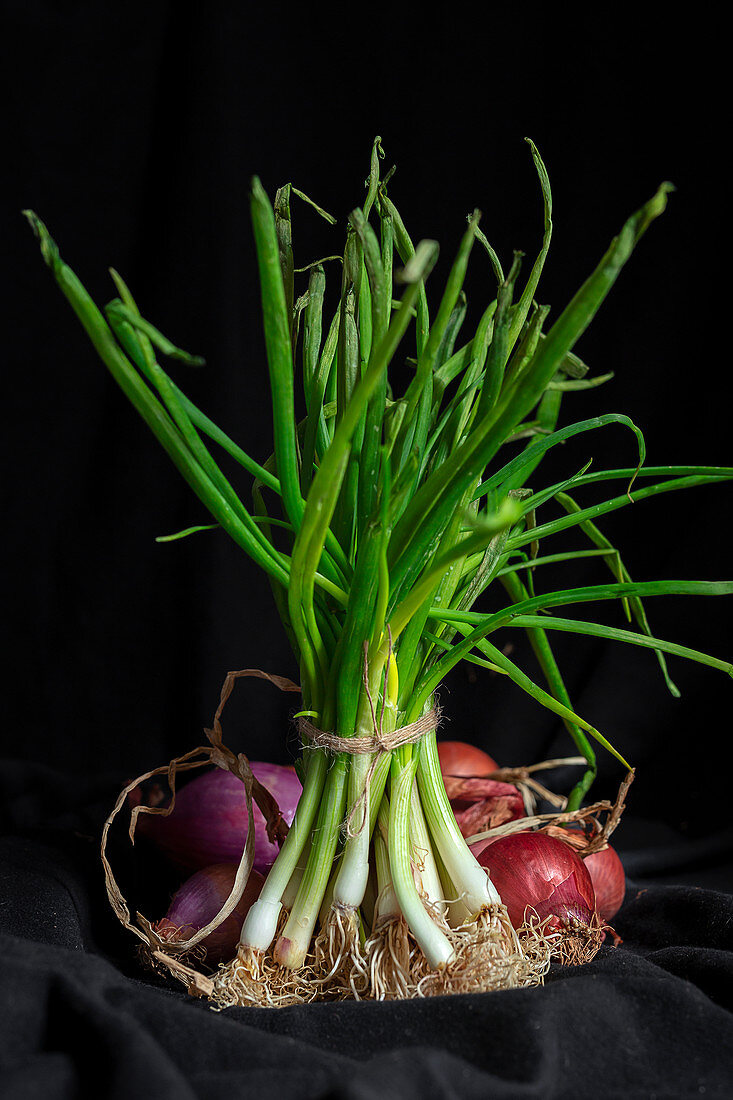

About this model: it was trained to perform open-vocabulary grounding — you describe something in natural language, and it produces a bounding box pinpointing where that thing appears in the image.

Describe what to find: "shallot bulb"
[543,826,626,922]
[473,832,597,933]
[135,763,301,875]
[438,741,523,838]
[153,862,264,964]
[443,774,525,839]
[583,845,625,921]
[437,740,499,777]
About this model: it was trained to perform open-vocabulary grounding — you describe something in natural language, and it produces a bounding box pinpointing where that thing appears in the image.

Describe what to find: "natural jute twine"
[296,640,441,836]
[297,709,440,755]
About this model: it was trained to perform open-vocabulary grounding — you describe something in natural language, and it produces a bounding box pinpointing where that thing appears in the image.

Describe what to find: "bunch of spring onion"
[26,137,733,1004]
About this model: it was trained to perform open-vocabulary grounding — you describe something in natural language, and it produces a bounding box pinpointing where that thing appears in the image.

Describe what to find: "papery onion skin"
[153,862,264,964]
[442,774,525,838]
[135,763,301,874]
[437,740,499,777]
[473,832,597,931]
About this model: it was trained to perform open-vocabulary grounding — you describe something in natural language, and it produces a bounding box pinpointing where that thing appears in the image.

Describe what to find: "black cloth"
[1,799,732,1099]
[2,761,733,1098]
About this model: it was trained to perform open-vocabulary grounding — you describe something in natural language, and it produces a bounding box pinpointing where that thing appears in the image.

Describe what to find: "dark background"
[1,5,732,1098]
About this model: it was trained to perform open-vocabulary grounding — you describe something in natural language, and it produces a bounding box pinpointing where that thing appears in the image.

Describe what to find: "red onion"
[153,862,264,964]
[473,832,597,932]
[542,826,626,922]
[135,763,301,874]
[582,845,625,921]
[437,739,498,777]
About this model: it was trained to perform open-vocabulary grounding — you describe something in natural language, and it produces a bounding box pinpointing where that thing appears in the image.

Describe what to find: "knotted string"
[297,640,440,837]
[297,710,440,755]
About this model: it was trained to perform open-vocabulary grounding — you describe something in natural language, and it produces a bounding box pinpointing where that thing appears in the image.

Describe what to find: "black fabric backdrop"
[1,4,732,1097]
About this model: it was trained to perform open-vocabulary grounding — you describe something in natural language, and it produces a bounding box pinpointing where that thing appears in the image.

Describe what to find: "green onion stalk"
[26,137,733,1004]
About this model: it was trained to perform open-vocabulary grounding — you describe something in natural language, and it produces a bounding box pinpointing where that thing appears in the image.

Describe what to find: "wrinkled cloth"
[1,767,732,1100]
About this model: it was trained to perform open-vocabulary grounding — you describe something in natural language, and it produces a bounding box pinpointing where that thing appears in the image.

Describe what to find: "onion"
[542,825,626,922]
[135,763,301,874]
[153,862,264,964]
[442,774,525,838]
[473,832,597,933]
[582,845,625,921]
[437,739,498,777]
[438,741,521,837]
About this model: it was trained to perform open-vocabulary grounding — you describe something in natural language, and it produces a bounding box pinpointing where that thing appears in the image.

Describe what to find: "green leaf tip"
[291,186,337,225]
[397,239,439,285]
[648,179,675,212]
[475,494,524,533]
[22,209,60,268]
[106,268,207,368]
[250,175,266,202]
[155,523,219,543]
[523,136,553,221]
[628,181,675,246]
